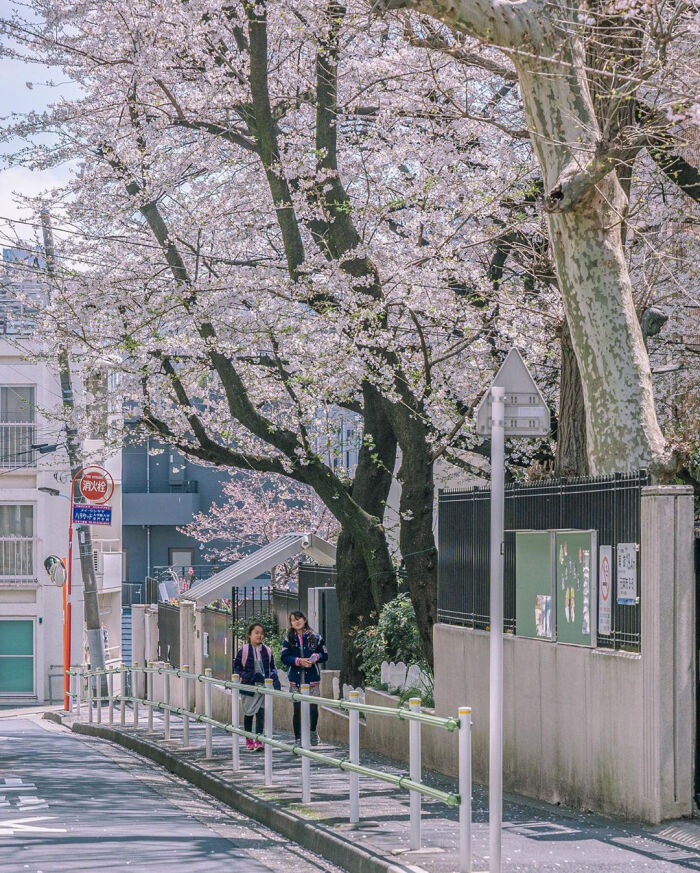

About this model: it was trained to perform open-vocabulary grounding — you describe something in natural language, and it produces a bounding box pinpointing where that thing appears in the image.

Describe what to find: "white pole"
[108,670,114,725]
[147,662,154,732]
[75,668,82,721]
[301,684,311,804]
[132,663,139,728]
[231,674,240,772]
[96,670,102,724]
[182,666,190,746]
[204,668,213,757]
[349,690,360,824]
[164,669,171,740]
[409,698,422,851]
[264,678,274,787]
[119,666,126,726]
[459,706,473,873]
[489,386,505,873]
[87,673,94,723]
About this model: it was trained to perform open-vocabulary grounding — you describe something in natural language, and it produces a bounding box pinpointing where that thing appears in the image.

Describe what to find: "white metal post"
[231,674,240,772]
[107,670,114,725]
[147,662,154,732]
[182,666,190,746]
[76,668,82,721]
[96,670,102,724]
[264,678,273,787]
[132,663,139,728]
[87,673,94,723]
[164,669,171,740]
[489,386,505,873]
[120,666,126,727]
[69,671,74,715]
[204,668,213,757]
[409,698,422,850]
[300,684,311,803]
[349,690,360,824]
[459,706,473,873]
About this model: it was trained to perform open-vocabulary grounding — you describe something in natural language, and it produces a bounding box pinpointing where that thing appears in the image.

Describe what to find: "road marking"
[0,816,66,835]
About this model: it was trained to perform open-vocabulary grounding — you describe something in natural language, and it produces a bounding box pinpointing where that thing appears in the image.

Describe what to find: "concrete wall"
[431,485,695,823]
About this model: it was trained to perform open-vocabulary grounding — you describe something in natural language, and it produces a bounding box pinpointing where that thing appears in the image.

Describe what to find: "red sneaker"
[245,739,256,751]
[253,741,264,751]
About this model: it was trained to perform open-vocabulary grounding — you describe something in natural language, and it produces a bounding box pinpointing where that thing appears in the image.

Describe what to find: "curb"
[46,712,419,873]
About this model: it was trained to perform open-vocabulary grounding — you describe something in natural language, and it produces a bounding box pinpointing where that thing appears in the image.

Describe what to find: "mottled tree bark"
[555,320,589,477]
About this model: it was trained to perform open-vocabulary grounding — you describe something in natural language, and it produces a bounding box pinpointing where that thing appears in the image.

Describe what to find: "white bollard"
[76,668,82,721]
[204,668,213,757]
[231,674,240,772]
[164,669,171,740]
[87,673,94,723]
[182,667,190,746]
[108,670,114,725]
[459,706,473,873]
[349,690,360,823]
[263,678,274,787]
[147,662,154,732]
[120,666,126,727]
[96,671,102,724]
[132,663,139,728]
[301,684,311,804]
[409,698,422,851]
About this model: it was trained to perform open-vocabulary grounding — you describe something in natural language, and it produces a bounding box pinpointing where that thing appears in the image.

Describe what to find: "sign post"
[474,349,549,873]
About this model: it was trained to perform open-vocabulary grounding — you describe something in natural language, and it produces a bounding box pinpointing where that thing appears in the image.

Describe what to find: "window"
[0,504,35,579]
[168,547,194,570]
[0,386,36,468]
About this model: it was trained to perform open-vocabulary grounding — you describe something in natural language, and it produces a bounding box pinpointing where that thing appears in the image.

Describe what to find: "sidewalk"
[48,706,700,873]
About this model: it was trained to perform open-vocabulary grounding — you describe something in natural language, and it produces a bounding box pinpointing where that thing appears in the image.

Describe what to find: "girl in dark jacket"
[280,610,328,745]
[233,622,281,751]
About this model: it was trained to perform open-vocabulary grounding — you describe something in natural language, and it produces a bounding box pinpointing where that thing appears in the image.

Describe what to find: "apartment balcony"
[122,485,200,526]
[0,423,36,470]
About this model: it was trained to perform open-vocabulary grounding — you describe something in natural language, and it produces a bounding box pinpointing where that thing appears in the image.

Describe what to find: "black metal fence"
[157,603,180,666]
[438,471,648,650]
[121,578,159,607]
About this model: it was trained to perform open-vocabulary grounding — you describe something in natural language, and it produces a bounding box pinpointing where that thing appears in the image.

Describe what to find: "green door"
[0,620,34,694]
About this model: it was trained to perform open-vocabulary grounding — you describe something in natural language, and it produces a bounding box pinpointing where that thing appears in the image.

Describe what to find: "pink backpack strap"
[242,643,251,667]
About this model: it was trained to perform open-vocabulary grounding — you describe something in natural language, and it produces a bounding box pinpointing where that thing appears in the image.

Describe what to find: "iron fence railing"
[438,471,647,650]
[0,423,35,468]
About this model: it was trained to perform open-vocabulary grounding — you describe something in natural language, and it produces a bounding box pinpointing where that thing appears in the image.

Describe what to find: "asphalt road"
[0,717,343,873]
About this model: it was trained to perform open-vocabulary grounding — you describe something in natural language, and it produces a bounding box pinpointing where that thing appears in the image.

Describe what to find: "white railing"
[0,537,35,579]
[70,664,473,873]
[0,423,36,468]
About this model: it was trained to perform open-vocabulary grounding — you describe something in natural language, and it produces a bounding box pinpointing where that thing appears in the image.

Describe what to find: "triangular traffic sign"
[474,348,550,436]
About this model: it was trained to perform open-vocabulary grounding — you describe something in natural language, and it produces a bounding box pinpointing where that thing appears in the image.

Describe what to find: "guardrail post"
[96,670,102,724]
[409,698,422,851]
[147,662,154,732]
[301,684,310,803]
[263,678,273,787]
[459,706,473,873]
[107,670,114,725]
[231,674,240,772]
[164,669,171,740]
[204,668,213,757]
[87,672,94,723]
[76,669,82,721]
[182,666,190,746]
[132,663,139,727]
[120,666,126,727]
[349,690,360,823]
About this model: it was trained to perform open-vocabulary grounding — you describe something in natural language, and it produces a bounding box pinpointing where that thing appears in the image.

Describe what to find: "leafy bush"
[353,593,432,694]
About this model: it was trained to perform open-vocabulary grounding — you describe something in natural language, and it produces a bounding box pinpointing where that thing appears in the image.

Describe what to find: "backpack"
[241,643,272,669]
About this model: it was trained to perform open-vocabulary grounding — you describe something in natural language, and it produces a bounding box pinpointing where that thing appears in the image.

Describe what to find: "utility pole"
[41,211,106,675]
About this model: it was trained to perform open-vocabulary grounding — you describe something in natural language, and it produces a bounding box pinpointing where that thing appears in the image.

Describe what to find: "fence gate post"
[120,666,126,727]
[231,674,240,772]
[87,673,94,724]
[300,684,311,803]
[164,669,171,740]
[409,698,422,851]
[132,663,139,727]
[204,668,213,757]
[263,678,274,787]
[95,670,102,724]
[76,668,82,721]
[349,690,360,823]
[459,706,473,873]
[182,666,190,746]
[107,670,114,725]
[147,662,154,732]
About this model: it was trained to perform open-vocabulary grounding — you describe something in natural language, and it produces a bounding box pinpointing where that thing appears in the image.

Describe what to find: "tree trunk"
[555,320,589,476]
[335,530,378,686]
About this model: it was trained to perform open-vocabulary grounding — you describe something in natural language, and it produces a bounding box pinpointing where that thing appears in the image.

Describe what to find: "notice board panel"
[515,532,554,639]
[555,530,597,646]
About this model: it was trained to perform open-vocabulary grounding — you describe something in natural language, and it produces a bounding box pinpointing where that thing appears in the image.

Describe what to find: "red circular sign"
[600,555,611,601]
[79,467,114,505]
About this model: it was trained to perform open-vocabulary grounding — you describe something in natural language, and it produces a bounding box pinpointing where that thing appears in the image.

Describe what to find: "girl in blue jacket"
[234,622,281,751]
[280,610,328,745]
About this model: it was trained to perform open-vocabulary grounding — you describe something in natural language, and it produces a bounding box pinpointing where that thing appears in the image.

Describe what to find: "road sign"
[72,504,112,526]
[474,348,550,437]
[599,545,612,634]
[79,466,114,504]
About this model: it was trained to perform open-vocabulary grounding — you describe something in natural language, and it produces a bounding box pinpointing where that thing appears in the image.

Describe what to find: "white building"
[0,245,122,704]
